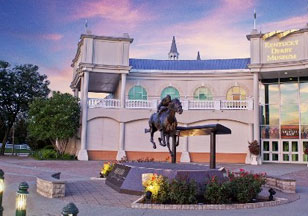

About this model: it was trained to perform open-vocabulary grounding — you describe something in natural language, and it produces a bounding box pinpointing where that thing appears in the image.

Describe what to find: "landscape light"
[61,202,79,216]
[15,182,29,216]
[0,169,4,216]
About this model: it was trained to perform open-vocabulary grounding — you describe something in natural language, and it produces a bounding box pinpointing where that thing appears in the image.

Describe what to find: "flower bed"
[141,169,267,205]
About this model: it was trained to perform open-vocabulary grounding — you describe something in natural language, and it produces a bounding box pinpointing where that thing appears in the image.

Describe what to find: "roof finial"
[168,36,179,60]
[197,51,201,60]
[85,19,92,35]
[253,9,257,30]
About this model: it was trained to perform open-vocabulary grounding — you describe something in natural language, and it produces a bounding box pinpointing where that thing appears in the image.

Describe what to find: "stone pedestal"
[116,150,126,161]
[180,151,190,162]
[250,155,257,165]
[77,149,88,161]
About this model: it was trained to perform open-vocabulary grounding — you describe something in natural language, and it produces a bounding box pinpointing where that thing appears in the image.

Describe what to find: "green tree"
[0,61,50,155]
[28,92,80,154]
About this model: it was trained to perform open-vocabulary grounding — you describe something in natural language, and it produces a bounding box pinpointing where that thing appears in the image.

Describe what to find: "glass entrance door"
[261,140,304,163]
[282,140,299,162]
[262,140,279,162]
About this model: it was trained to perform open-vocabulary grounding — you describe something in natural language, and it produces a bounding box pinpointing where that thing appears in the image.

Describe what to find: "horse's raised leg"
[166,134,173,157]
[158,131,166,147]
[176,134,179,146]
[150,126,157,149]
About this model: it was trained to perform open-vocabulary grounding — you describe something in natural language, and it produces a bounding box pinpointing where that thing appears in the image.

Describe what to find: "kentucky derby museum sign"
[262,30,302,63]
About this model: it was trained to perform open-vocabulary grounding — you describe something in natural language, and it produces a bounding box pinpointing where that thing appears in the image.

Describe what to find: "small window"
[226,86,246,100]
[128,85,147,100]
[193,87,213,100]
[161,87,180,99]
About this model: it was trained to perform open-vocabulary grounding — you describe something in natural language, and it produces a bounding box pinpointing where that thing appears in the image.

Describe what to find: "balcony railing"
[88,98,121,108]
[220,100,252,110]
[125,100,155,109]
[88,98,253,110]
[188,100,216,110]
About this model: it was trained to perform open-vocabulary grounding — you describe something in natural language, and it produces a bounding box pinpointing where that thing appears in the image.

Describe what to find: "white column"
[74,89,79,98]
[180,124,191,162]
[116,122,126,160]
[120,73,127,108]
[253,72,262,165]
[245,123,254,164]
[78,71,89,161]
[253,73,260,142]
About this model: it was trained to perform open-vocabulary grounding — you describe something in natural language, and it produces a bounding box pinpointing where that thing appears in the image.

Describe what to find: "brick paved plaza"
[1,156,308,215]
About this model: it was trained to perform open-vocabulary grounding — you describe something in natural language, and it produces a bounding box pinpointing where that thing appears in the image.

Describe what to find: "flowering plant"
[248,140,260,155]
[205,169,267,204]
[100,162,115,178]
[142,173,165,200]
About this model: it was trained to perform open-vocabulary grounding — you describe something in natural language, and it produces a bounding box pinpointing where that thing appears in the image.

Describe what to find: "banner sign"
[281,125,299,139]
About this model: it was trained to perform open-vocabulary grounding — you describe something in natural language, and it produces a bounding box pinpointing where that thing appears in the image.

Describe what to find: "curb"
[131,196,289,210]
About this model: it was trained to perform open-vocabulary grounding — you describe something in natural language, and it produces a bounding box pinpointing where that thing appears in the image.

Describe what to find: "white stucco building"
[70,26,308,164]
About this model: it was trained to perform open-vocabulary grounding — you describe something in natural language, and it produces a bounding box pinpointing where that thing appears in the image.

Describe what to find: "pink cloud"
[41,66,73,94]
[70,0,154,28]
[261,15,307,32]
[131,0,255,59]
[40,33,63,41]
[6,31,63,42]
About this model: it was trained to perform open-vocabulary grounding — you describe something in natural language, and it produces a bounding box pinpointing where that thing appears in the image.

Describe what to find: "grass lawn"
[4,149,31,154]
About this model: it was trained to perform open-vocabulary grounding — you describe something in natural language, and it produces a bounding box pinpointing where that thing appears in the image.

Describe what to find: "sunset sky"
[0,0,307,93]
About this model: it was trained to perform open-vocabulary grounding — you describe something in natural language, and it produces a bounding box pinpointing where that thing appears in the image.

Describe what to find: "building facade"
[70,27,308,164]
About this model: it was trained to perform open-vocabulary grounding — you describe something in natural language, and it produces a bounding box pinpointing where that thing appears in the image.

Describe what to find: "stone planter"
[250,154,258,165]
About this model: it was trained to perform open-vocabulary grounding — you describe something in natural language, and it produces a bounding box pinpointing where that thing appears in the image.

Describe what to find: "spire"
[168,36,179,60]
[197,51,201,60]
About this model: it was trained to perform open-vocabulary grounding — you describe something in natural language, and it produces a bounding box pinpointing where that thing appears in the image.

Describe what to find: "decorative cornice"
[80,34,134,43]
[246,27,308,41]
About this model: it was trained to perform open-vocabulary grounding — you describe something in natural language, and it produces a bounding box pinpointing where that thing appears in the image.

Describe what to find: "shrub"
[27,138,52,151]
[143,174,198,204]
[204,176,232,204]
[168,178,198,204]
[204,170,266,204]
[229,169,266,203]
[32,149,76,160]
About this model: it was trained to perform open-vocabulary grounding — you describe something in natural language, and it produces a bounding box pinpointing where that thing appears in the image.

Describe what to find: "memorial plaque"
[106,164,131,193]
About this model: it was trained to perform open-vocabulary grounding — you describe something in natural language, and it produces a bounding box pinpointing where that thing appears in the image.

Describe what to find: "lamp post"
[16,182,29,216]
[0,169,4,216]
[61,203,79,216]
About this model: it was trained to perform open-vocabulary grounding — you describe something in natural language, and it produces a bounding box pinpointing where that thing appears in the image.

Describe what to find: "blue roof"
[129,58,250,70]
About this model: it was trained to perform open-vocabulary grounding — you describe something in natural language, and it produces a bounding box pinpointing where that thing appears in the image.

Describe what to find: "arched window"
[128,85,147,100]
[193,87,213,100]
[226,86,246,100]
[161,87,180,99]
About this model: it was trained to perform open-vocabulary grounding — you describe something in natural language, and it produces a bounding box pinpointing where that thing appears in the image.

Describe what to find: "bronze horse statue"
[145,97,183,156]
